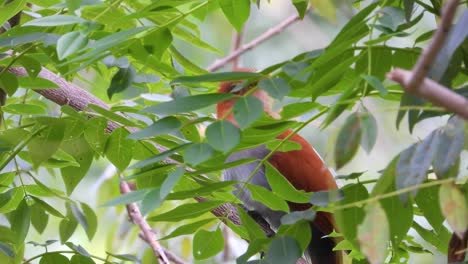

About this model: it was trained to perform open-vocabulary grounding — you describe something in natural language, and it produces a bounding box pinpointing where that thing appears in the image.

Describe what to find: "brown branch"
[387,69,468,119]
[7,65,279,257]
[406,0,460,91]
[207,13,303,72]
[120,179,170,264]
[230,27,244,69]
[386,0,468,119]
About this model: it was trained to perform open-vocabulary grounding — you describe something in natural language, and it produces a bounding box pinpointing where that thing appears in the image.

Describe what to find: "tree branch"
[387,69,468,119]
[7,65,278,257]
[386,0,468,119]
[406,0,460,91]
[230,27,244,69]
[119,179,170,264]
[207,13,303,72]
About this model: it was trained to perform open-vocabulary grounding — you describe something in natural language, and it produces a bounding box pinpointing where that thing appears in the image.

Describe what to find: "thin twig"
[138,233,187,264]
[119,178,170,264]
[387,69,468,119]
[406,0,460,91]
[230,27,244,69]
[207,13,303,72]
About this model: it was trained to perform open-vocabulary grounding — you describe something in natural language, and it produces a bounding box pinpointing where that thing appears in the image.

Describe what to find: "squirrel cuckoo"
[217,69,342,264]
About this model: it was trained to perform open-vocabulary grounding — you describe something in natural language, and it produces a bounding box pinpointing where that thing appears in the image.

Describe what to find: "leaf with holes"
[358,202,389,264]
[439,183,468,239]
[193,228,224,260]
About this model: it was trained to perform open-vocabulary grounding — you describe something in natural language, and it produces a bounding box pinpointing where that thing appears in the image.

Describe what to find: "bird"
[216,68,343,264]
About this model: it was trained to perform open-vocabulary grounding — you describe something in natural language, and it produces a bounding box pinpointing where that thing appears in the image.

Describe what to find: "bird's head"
[216,68,275,125]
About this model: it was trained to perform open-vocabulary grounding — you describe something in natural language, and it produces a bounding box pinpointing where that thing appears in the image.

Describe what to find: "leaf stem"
[23,250,116,264]
[328,178,456,212]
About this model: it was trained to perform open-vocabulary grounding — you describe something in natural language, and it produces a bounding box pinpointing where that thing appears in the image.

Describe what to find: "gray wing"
[223,146,285,229]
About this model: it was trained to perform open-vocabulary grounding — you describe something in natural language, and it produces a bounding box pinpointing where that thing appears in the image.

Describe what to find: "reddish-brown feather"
[269,130,338,236]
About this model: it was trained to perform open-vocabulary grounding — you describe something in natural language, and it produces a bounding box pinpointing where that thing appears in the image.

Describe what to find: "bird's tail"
[305,222,343,264]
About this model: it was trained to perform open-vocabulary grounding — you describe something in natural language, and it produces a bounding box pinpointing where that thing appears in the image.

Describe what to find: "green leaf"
[18,56,41,78]
[258,77,291,99]
[147,201,224,222]
[265,139,302,153]
[183,143,215,166]
[31,203,49,234]
[160,166,185,199]
[335,113,362,169]
[39,253,70,264]
[396,132,438,201]
[101,189,149,207]
[233,96,264,129]
[57,31,88,60]
[11,199,31,245]
[107,66,136,99]
[361,74,387,96]
[237,205,267,240]
[357,202,389,264]
[359,110,378,154]
[171,72,261,84]
[28,119,66,167]
[206,120,240,153]
[18,77,60,89]
[80,203,97,241]
[70,255,95,264]
[105,128,134,171]
[59,209,78,243]
[143,93,233,115]
[193,228,224,260]
[128,116,182,140]
[218,0,251,32]
[0,188,24,214]
[264,236,302,264]
[292,0,308,18]
[87,104,140,127]
[0,0,27,27]
[160,218,215,240]
[277,220,312,252]
[378,7,405,31]
[379,186,413,247]
[439,183,468,239]
[24,15,86,27]
[0,242,15,258]
[2,104,47,115]
[265,163,310,203]
[0,71,19,96]
[404,0,415,21]
[334,184,368,248]
[310,0,336,21]
[140,188,162,216]
[130,144,189,170]
[61,136,94,195]
[248,184,290,212]
[432,117,464,178]
[31,196,65,218]
[415,186,445,233]
[84,117,108,154]
[280,210,316,226]
[310,190,344,206]
[143,28,173,59]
